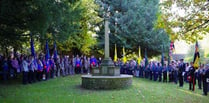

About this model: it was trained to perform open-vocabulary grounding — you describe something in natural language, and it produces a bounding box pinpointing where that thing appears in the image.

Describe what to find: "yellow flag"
[193,41,200,69]
[114,44,117,62]
[193,57,199,68]
[138,46,142,65]
[123,46,127,63]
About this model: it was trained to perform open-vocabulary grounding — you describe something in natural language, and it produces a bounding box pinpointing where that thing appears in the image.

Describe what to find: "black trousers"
[75,67,81,74]
[3,69,8,81]
[28,70,34,83]
[173,71,178,84]
[169,73,172,82]
[179,74,183,87]
[163,72,167,82]
[158,73,162,82]
[198,77,202,89]
[33,70,37,82]
[145,71,148,78]
[189,76,194,91]
[22,71,28,84]
[83,67,88,73]
[203,79,208,95]
[150,72,153,80]
[154,72,158,81]
[37,71,42,81]
[50,68,54,78]
[43,69,49,80]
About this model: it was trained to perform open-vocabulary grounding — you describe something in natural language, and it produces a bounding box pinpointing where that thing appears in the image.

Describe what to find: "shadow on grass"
[0,78,22,86]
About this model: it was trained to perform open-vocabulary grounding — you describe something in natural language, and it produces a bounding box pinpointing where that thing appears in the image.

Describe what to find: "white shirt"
[186,66,190,72]
[22,60,29,72]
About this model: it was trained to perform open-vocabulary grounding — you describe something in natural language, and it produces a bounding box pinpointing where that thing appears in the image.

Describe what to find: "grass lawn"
[0,75,208,103]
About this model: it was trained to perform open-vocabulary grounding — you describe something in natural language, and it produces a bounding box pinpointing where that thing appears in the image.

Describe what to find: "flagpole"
[30,32,36,59]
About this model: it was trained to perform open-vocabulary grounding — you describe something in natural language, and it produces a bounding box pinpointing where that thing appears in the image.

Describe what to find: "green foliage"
[96,0,170,58]
[206,53,209,58]
[185,44,205,63]
[58,0,100,55]
[156,0,209,43]
[0,0,99,55]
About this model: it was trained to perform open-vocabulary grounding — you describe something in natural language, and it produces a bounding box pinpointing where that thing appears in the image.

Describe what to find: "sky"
[174,35,209,54]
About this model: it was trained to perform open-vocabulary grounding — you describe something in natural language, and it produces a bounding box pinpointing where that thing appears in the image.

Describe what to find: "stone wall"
[81,76,132,89]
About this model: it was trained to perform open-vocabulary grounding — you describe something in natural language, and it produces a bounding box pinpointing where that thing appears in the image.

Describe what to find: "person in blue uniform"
[153,63,158,81]
[139,64,144,78]
[49,58,55,78]
[202,64,209,96]
[90,55,97,74]
[147,64,150,79]
[178,59,185,87]
[149,63,153,80]
[168,64,173,82]
[135,64,140,77]
[157,63,162,82]
[37,59,43,81]
[22,56,29,84]
[120,63,125,74]
[75,55,81,74]
[197,64,204,89]
[2,57,9,81]
[163,64,167,83]
[173,62,178,84]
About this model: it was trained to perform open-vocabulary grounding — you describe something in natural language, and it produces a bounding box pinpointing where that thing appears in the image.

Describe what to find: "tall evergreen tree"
[96,0,170,58]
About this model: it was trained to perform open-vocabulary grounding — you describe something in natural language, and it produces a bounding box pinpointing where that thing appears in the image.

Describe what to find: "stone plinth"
[81,75,133,89]
[92,58,120,76]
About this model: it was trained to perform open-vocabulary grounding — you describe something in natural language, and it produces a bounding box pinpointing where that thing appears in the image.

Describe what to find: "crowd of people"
[115,58,209,96]
[0,54,100,84]
[0,54,209,96]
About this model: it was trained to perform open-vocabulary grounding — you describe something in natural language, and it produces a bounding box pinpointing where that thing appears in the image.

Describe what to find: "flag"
[30,33,35,57]
[170,41,175,52]
[161,45,164,66]
[145,48,148,67]
[45,40,50,60]
[169,41,175,60]
[193,41,200,69]
[53,41,58,62]
[137,46,142,65]
[122,46,127,63]
[114,44,117,62]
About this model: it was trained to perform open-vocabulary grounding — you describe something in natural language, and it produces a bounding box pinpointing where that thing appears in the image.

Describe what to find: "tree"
[58,0,101,55]
[96,0,170,58]
[156,0,209,43]
[0,0,99,56]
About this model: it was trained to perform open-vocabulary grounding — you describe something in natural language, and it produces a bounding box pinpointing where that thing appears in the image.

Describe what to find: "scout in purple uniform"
[22,56,29,84]
[90,55,97,73]
[42,57,47,80]
[49,58,55,78]
[75,55,81,74]
[2,57,9,81]
[37,59,43,81]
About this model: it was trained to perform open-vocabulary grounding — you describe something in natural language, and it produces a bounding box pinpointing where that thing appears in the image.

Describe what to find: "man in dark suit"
[187,62,195,91]
[178,59,185,87]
